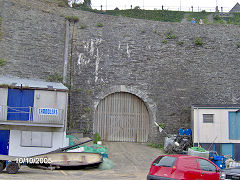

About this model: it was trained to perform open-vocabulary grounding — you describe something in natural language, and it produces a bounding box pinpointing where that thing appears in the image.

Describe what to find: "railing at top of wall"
[0,105,64,125]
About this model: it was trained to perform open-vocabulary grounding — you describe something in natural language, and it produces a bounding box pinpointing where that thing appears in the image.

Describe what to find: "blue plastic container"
[178,128,185,135]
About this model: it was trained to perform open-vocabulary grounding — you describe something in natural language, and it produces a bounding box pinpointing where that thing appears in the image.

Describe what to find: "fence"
[91,5,232,12]
[0,105,64,125]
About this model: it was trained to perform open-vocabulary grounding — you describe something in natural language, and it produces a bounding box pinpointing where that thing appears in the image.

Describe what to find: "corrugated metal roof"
[0,76,68,91]
[192,104,240,108]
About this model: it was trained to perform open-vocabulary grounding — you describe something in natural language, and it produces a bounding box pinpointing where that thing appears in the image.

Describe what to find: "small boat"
[0,139,103,173]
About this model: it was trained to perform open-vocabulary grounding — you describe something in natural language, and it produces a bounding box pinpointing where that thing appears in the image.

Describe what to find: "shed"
[192,104,240,161]
[0,76,68,157]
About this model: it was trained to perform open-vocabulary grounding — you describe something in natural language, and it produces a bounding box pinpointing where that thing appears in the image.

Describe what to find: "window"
[21,131,52,147]
[203,114,214,123]
[198,158,216,172]
[153,156,177,167]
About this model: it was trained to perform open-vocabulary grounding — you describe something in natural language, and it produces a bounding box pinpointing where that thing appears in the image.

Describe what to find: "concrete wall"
[193,108,240,144]
[1,0,240,142]
[9,130,68,157]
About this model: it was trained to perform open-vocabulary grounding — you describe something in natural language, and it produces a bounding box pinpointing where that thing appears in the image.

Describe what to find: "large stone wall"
[1,0,240,142]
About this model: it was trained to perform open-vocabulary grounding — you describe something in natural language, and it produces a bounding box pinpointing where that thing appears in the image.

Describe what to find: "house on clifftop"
[229,2,240,13]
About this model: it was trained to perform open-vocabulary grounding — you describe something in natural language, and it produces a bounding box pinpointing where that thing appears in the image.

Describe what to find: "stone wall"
[1,0,240,142]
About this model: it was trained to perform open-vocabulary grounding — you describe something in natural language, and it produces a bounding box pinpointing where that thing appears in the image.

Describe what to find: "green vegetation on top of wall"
[105,9,185,22]
[187,11,211,24]
[227,13,240,25]
[46,72,63,82]
[44,0,68,7]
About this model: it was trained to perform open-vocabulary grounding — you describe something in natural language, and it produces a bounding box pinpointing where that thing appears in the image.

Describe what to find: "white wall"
[193,108,240,144]
[0,88,8,121]
[34,90,67,110]
[9,130,68,157]
[33,90,68,127]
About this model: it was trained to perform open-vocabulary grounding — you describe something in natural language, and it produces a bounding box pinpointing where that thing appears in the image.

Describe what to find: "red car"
[147,154,221,180]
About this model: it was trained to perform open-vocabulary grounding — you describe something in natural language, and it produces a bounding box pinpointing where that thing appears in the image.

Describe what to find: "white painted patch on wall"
[90,39,95,56]
[83,41,90,52]
[118,41,121,50]
[77,53,90,68]
[127,43,130,58]
[83,38,103,56]
[95,48,100,83]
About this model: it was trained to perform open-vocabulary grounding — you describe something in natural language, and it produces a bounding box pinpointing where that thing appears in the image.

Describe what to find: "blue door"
[221,144,233,157]
[7,89,34,121]
[0,130,10,155]
[229,112,240,140]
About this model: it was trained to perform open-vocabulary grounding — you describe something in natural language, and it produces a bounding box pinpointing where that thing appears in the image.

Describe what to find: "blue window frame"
[229,112,240,140]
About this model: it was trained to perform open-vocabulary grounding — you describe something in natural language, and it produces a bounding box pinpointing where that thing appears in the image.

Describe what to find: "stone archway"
[93,85,157,142]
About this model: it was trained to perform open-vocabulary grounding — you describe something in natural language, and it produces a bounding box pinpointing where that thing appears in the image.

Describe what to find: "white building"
[0,76,68,157]
[192,104,240,161]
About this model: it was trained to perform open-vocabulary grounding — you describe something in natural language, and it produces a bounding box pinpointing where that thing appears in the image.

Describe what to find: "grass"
[147,142,164,150]
[0,84,9,88]
[105,9,185,23]
[0,57,6,66]
[83,107,91,113]
[44,0,68,7]
[80,24,87,29]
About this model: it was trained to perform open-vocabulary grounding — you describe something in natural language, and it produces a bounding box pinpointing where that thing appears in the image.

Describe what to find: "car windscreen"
[153,156,177,167]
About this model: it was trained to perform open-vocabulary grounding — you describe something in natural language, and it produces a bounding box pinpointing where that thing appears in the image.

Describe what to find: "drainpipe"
[63,20,70,84]
[197,108,200,147]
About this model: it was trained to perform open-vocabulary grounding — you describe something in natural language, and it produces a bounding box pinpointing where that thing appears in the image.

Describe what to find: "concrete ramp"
[105,142,163,176]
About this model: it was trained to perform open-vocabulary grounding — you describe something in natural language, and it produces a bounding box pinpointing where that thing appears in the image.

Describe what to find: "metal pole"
[106,0,107,10]
[63,21,69,84]
[180,0,181,11]
[197,108,200,147]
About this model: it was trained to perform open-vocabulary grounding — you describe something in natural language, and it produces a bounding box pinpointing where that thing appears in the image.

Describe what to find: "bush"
[46,72,62,82]
[97,22,103,27]
[134,6,141,10]
[65,16,79,23]
[93,133,101,144]
[194,37,203,46]
[177,40,184,45]
[237,42,240,48]
[162,39,167,44]
[166,30,176,39]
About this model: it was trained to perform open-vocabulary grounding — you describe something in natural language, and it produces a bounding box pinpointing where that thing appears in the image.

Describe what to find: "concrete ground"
[0,142,163,180]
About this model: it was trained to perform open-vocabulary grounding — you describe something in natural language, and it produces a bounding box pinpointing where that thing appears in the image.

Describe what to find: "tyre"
[0,161,4,173]
[6,162,19,174]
